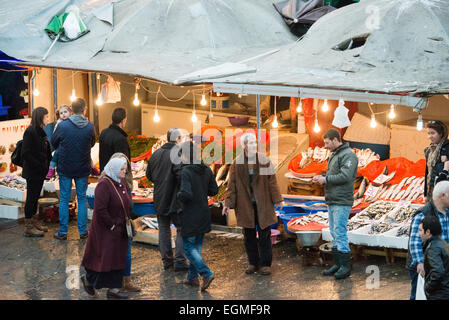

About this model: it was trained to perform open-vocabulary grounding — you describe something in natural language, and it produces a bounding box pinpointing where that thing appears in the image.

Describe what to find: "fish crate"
[132,216,176,247]
[287,179,324,196]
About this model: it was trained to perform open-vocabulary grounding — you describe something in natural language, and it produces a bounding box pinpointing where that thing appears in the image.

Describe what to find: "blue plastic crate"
[133,203,155,216]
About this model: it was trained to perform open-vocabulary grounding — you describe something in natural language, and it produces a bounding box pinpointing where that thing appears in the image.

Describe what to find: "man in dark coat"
[51,98,96,240]
[419,216,449,300]
[177,141,218,291]
[99,107,131,172]
[146,128,188,271]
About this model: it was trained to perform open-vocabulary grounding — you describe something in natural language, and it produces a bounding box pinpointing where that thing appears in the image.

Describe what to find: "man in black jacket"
[419,216,449,300]
[146,128,188,271]
[99,108,131,172]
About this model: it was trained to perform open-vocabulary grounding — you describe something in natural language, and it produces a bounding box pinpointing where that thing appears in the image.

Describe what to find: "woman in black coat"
[177,141,218,291]
[22,107,52,237]
[424,120,449,202]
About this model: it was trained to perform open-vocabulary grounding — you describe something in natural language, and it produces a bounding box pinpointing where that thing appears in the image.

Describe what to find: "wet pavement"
[0,218,411,300]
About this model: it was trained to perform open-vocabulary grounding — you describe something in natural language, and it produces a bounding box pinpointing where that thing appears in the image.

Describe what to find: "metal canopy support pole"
[256,94,261,144]
[213,83,425,109]
[52,69,57,118]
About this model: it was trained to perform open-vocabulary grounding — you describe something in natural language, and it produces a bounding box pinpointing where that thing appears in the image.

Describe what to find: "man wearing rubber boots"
[312,129,358,280]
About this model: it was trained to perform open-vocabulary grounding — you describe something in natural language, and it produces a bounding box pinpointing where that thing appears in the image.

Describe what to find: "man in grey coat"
[313,129,358,279]
[146,128,188,271]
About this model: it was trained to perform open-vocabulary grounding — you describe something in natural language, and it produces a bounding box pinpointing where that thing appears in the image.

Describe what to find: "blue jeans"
[50,149,59,168]
[58,175,88,235]
[328,205,351,253]
[124,238,132,277]
[409,268,418,300]
[182,235,213,281]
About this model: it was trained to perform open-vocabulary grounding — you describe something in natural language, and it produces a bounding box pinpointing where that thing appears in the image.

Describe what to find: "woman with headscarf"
[80,157,130,299]
[424,121,449,202]
[98,152,141,293]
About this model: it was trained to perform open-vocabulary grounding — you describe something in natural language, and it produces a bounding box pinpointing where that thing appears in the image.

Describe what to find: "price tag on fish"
[373,171,396,184]
[364,184,380,199]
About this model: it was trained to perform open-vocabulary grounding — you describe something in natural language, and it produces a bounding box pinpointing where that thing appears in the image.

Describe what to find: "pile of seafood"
[298,147,379,169]
[396,223,411,237]
[288,211,329,226]
[368,222,396,235]
[354,173,425,204]
[354,201,396,220]
[133,188,153,198]
[383,205,418,224]
[0,175,26,191]
[347,220,370,231]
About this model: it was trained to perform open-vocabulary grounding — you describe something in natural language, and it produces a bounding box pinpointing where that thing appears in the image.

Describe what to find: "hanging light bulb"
[201,94,207,106]
[272,116,279,128]
[70,89,77,102]
[209,111,213,119]
[33,87,40,96]
[388,104,396,119]
[313,118,321,133]
[96,94,103,106]
[417,113,423,131]
[153,109,160,123]
[370,114,377,128]
[191,111,198,122]
[133,93,140,106]
[321,99,329,112]
[296,99,303,113]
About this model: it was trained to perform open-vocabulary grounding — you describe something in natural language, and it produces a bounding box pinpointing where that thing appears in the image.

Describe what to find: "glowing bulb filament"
[200,94,207,106]
[96,94,103,106]
[209,111,213,119]
[70,89,77,102]
[296,100,303,113]
[191,111,198,122]
[272,116,279,128]
[417,114,423,131]
[322,99,329,112]
[313,119,320,133]
[153,110,160,123]
[388,104,396,119]
[370,114,377,128]
[33,88,40,96]
[133,93,140,106]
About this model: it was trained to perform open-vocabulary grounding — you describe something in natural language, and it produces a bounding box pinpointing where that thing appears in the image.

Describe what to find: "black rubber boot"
[322,247,340,276]
[334,251,351,279]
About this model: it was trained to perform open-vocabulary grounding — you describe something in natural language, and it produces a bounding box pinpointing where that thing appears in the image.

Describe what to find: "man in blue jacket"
[52,98,96,240]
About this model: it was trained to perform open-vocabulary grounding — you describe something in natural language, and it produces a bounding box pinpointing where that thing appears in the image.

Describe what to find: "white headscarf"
[104,157,127,183]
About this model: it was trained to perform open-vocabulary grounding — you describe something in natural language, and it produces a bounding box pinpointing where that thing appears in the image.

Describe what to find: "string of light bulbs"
[272,96,279,128]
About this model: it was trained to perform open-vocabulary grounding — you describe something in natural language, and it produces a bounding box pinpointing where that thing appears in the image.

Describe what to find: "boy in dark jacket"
[419,216,449,300]
[177,141,218,291]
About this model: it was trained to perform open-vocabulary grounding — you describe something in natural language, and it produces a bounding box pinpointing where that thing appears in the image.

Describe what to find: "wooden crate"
[132,216,176,247]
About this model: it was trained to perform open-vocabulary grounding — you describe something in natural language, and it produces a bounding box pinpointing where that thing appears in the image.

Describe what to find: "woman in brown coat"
[81,157,130,299]
[223,133,283,275]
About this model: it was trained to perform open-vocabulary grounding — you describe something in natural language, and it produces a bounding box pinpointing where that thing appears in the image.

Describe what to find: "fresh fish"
[357,177,368,199]
[209,163,216,175]
[394,189,406,200]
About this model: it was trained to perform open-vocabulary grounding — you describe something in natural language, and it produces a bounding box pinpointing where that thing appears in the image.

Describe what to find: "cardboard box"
[132,215,176,247]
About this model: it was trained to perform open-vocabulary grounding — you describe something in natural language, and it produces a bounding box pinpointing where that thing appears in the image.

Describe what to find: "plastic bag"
[416,274,427,300]
[101,76,121,103]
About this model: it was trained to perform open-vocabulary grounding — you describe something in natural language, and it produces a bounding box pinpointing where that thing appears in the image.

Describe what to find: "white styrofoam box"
[0,204,20,219]
[0,185,26,202]
[322,227,333,242]
[348,225,380,247]
[87,183,97,197]
[377,226,409,249]
[43,181,57,193]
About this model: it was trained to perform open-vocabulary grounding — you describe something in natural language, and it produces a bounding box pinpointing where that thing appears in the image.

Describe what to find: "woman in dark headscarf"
[424,120,449,202]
